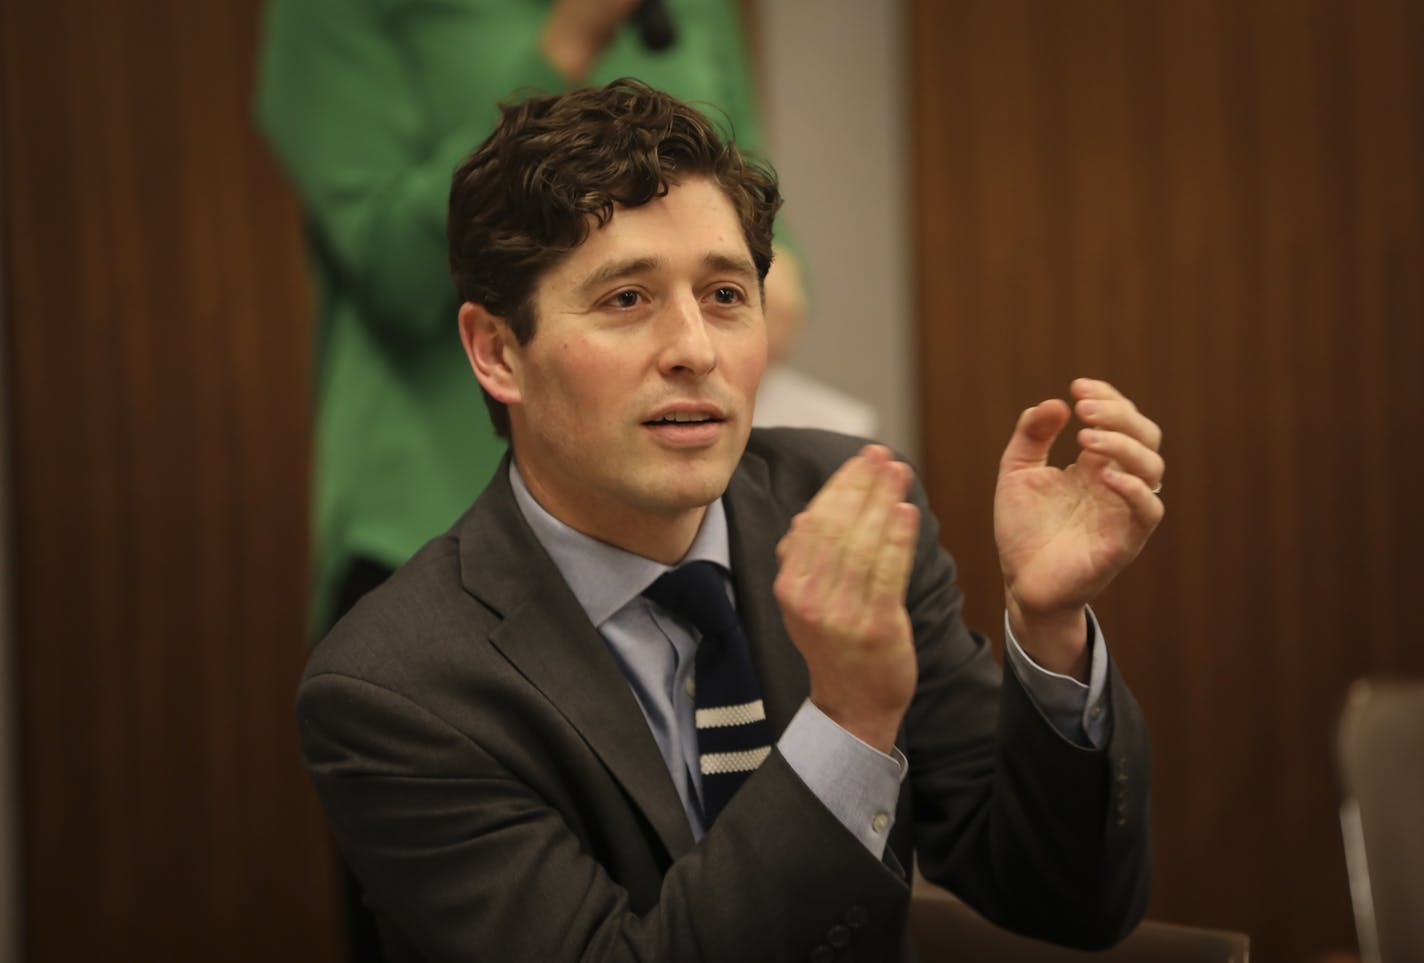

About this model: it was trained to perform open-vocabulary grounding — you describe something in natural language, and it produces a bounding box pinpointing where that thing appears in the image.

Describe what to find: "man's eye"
[610,290,640,308]
[712,287,741,305]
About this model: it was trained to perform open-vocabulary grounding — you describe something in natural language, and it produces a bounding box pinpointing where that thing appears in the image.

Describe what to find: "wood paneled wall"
[911,1,1424,960]
[2,0,339,958]
[7,0,1422,958]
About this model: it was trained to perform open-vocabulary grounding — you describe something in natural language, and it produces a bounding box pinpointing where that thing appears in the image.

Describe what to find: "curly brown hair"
[447,77,782,438]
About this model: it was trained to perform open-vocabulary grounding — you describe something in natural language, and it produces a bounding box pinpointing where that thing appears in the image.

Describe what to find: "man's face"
[503,177,768,555]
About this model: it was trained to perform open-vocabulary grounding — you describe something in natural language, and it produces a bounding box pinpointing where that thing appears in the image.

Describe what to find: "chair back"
[1337,678,1424,963]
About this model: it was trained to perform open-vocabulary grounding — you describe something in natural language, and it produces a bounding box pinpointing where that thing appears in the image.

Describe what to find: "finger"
[1070,376,1128,403]
[866,501,921,611]
[834,458,914,602]
[1072,379,1163,451]
[801,445,889,524]
[783,446,889,599]
[999,399,1071,474]
[775,512,804,565]
[1075,399,1163,452]
[1101,466,1167,529]
[795,449,879,559]
[1077,428,1166,487]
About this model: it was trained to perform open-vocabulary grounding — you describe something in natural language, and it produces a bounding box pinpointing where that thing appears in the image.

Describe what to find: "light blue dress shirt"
[509,463,1109,858]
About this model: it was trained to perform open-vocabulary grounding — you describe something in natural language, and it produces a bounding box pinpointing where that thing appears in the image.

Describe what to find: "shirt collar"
[509,461,731,628]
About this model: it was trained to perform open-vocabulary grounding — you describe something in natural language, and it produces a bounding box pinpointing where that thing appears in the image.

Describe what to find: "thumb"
[999,399,1071,474]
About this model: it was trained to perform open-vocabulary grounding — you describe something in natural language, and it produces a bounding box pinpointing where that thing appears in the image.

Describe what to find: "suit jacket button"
[845,905,869,928]
[828,924,851,948]
[810,945,834,963]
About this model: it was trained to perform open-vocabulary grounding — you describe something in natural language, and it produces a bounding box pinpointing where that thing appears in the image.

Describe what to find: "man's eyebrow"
[704,252,759,282]
[576,256,661,295]
[575,251,758,296]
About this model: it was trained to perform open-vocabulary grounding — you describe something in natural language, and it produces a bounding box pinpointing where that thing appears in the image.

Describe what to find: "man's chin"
[646,462,737,513]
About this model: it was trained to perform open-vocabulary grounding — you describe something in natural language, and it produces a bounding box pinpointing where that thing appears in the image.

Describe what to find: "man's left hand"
[994,378,1165,679]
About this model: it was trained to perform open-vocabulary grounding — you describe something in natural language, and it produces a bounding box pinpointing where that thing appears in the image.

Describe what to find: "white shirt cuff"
[778,700,907,857]
[1003,607,1111,748]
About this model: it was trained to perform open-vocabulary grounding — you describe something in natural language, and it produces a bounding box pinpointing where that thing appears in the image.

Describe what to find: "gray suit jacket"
[299,428,1151,962]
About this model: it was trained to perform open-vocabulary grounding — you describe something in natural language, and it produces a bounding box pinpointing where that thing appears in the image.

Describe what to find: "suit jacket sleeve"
[895,463,1152,949]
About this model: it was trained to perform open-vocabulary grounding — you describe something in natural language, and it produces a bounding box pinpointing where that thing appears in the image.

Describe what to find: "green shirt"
[255,0,769,632]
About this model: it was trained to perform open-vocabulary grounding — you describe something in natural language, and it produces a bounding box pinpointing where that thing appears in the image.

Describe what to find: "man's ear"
[459,302,523,405]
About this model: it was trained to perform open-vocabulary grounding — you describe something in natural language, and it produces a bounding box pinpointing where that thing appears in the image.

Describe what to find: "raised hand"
[774,446,921,754]
[994,379,1165,678]
[541,0,644,82]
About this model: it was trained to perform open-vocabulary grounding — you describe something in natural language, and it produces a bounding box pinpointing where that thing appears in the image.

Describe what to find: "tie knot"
[643,560,738,639]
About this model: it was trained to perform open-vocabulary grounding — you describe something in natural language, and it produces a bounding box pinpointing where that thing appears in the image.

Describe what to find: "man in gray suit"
[299,78,1166,962]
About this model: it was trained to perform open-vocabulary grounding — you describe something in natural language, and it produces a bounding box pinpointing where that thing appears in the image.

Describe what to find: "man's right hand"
[773,445,921,755]
[540,0,643,84]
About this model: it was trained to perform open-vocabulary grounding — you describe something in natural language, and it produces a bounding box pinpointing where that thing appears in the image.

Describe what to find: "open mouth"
[644,412,723,426]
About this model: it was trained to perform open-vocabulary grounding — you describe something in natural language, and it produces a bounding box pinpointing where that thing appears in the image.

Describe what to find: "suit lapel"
[456,464,696,860]
[452,447,811,856]
[724,448,810,738]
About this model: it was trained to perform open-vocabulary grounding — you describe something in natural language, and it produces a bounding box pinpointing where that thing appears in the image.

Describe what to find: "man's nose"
[656,291,717,376]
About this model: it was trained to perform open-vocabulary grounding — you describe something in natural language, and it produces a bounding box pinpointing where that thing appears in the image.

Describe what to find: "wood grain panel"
[2,0,339,958]
[911,1,1424,960]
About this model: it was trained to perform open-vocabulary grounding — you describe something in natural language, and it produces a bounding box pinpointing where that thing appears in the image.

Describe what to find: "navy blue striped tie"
[644,560,772,824]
